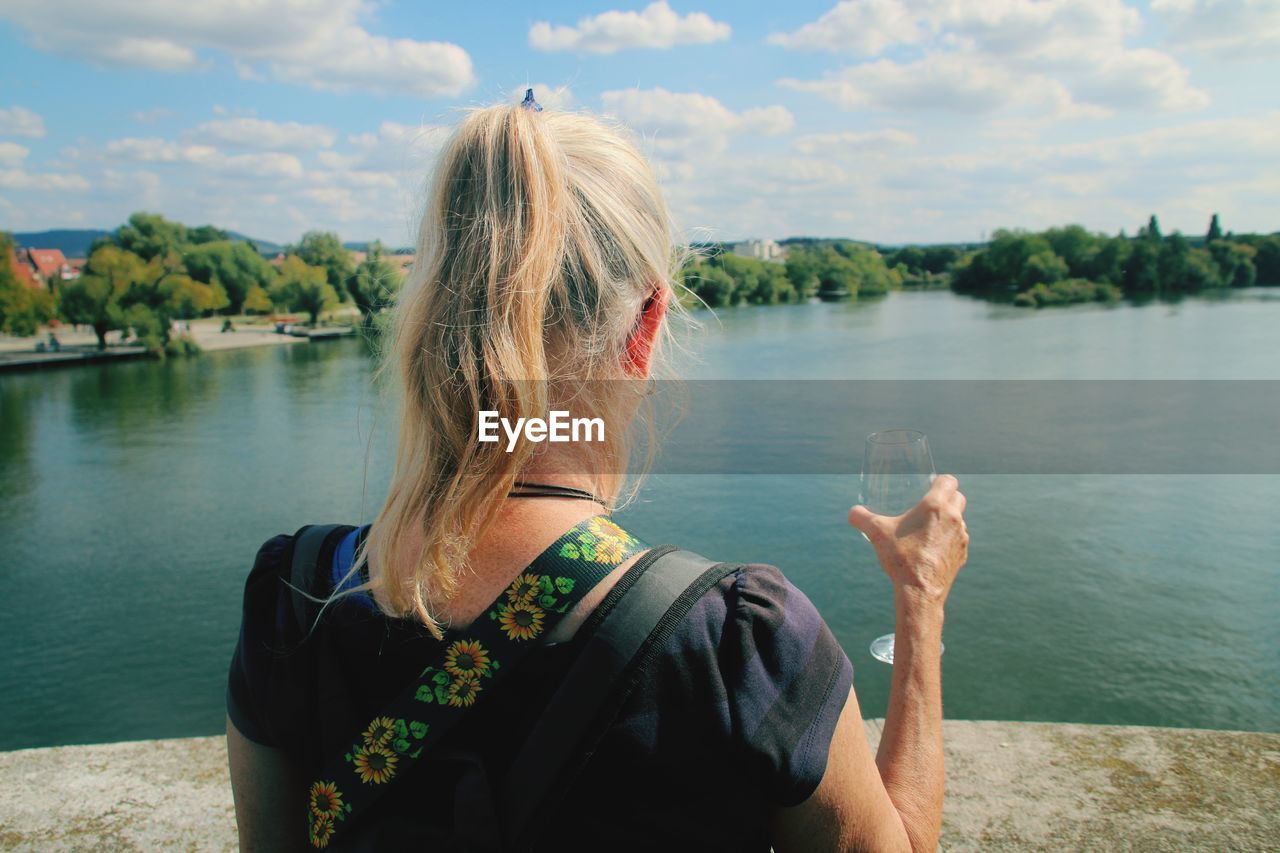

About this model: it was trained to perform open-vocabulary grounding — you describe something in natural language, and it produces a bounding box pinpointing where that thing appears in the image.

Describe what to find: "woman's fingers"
[848,504,884,538]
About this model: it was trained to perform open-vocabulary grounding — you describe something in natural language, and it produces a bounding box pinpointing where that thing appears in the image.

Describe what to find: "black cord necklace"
[508,480,609,509]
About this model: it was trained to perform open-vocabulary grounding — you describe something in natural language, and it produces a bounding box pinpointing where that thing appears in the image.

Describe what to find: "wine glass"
[859,429,944,664]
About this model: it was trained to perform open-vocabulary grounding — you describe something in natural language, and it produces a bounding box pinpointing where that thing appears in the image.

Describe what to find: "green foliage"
[347,241,403,319]
[1233,234,1280,284]
[1208,239,1257,288]
[242,284,274,314]
[291,231,354,294]
[272,255,338,325]
[1206,214,1223,242]
[1013,279,1122,308]
[123,303,165,355]
[952,216,1273,307]
[164,333,202,358]
[884,245,961,280]
[682,251,798,308]
[184,240,277,314]
[0,232,57,336]
[113,212,189,261]
[187,224,229,245]
[60,245,146,348]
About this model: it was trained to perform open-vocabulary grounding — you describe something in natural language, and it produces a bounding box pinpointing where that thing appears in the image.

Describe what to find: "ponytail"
[357,100,678,635]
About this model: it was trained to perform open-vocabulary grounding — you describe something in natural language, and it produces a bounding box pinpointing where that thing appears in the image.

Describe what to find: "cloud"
[782,52,1099,116]
[0,169,90,191]
[1152,0,1280,59]
[0,0,475,98]
[0,142,30,167]
[793,129,918,155]
[768,0,927,54]
[530,1,730,54]
[773,0,1206,114]
[188,118,336,151]
[0,106,46,138]
[103,137,304,179]
[601,87,793,158]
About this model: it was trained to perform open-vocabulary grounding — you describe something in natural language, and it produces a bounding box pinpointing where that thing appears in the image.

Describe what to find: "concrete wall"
[2,721,1277,850]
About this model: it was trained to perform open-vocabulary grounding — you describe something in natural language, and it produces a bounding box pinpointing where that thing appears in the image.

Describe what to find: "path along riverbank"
[0,317,359,372]
[0,720,1275,850]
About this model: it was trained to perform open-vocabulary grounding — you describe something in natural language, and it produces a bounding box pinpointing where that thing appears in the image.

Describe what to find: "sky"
[0,0,1277,247]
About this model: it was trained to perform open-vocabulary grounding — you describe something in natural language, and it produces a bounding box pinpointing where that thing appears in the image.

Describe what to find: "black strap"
[290,524,348,633]
[500,547,741,849]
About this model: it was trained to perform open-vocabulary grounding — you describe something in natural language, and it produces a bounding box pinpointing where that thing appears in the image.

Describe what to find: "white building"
[728,238,786,262]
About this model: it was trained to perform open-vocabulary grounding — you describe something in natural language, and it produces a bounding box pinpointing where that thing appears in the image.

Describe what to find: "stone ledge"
[1,721,1276,850]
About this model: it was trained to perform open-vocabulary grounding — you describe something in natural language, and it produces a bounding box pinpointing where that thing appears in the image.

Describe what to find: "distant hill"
[343,240,414,254]
[13,227,284,257]
[12,229,110,256]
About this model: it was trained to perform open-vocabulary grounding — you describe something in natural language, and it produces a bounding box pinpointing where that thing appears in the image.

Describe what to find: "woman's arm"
[226,715,310,853]
[772,475,967,852]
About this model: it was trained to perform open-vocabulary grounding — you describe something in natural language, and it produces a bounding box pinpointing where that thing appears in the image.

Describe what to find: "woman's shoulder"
[618,554,853,807]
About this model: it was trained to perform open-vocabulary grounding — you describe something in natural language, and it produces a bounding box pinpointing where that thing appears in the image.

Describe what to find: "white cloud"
[188,118,335,151]
[782,52,1098,116]
[601,87,793,158]
[530,2,730,54]
[0,169,90,191]
[104,137,304,178]
[793,129,918,155]
[773,0,1207,114]
[0,0,475,98]
[768,0,927,54]
[1152,0,1280,59]
[0,106,46,138]
[0,142,30,167]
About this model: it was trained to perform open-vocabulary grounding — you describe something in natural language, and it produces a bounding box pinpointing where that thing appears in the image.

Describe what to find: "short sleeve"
[718,564,854,807]
[226,534,294,747]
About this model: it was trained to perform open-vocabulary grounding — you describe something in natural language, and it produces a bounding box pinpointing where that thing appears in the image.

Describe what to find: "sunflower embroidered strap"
[305,515,646,849]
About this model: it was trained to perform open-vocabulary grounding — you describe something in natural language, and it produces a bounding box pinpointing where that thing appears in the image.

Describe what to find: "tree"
[0,233,56,336]
[59,245,147,348]
[114,212,188,261]
[272,255,338,325]
[347,241,403,320]
[1209,240,1257,288]
[242,284,274,314]
[291,231,354,295]
[1140,214,1162,242]
[1207,214,1223,242]
[184,240,276,314]
[187,224,230,245]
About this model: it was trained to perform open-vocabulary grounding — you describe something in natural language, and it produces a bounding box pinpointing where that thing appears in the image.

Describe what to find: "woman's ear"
[624,287,669,377]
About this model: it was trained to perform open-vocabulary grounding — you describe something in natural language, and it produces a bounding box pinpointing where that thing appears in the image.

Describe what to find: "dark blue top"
[227,525,854,850]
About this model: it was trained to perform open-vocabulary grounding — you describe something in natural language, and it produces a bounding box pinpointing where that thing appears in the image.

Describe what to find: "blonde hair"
[357,101,682,637]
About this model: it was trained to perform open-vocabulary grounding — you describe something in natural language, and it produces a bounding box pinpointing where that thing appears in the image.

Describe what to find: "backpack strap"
[298,515,650,850]
[289,523,349,634]
[500,547,742,849]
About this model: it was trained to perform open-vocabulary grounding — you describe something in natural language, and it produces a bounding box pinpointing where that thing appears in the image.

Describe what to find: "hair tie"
[521,88,543,112]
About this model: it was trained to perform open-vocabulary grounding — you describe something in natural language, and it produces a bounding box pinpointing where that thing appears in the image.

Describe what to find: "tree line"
[952,215,1279,307]
[680,240,910,308]
[0,212,405,355]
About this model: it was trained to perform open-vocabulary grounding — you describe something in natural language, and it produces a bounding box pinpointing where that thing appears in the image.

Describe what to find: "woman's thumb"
[848,504,879,535]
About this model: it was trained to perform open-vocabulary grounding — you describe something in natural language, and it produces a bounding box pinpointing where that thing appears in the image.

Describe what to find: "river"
[1,288,1277,750]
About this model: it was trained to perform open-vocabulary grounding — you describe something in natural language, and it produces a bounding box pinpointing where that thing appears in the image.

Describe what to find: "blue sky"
[1,1,1276,246]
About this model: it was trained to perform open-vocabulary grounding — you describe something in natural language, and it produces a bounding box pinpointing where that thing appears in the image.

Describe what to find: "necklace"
[508,480,609,509]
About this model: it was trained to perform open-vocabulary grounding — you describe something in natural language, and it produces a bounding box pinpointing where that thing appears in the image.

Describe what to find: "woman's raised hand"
[848,474,969,608]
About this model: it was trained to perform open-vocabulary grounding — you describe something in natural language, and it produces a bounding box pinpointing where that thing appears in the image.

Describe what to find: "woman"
[226,96,968,851]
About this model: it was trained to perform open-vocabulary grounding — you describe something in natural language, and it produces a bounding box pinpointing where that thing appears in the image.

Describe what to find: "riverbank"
[0,317,359,371]
[0,720,1275,850]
